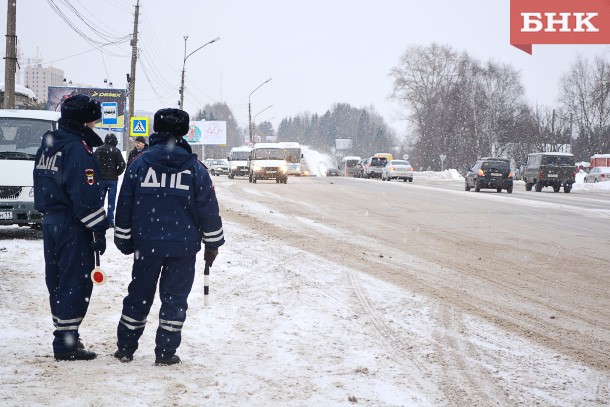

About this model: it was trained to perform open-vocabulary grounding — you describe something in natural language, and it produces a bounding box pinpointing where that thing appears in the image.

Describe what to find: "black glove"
[92,232,106,255]
[204,248,218,267]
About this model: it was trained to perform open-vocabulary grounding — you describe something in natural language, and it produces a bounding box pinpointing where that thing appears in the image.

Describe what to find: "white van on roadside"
[248,142,288,184]
[0,109,60,227]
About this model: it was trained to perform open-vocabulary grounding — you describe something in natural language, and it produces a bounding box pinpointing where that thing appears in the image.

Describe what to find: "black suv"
[523,152,575,193]
[465,157,513,193]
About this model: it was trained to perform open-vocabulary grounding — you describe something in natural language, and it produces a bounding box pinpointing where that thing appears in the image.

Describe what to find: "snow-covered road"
[1,172,609,406]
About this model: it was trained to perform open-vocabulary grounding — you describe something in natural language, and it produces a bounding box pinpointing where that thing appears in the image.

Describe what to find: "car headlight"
[280,165,288,172]
[231,165,238,170]
[253,165,262,172]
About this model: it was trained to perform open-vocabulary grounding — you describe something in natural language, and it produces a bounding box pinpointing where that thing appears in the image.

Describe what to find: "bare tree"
[560,55,610,158]
[390,43,526,170]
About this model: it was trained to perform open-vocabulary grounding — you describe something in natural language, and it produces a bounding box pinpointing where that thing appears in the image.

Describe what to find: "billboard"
[185,121,227,145]
[47,87,127,131]
[335,138,353,150]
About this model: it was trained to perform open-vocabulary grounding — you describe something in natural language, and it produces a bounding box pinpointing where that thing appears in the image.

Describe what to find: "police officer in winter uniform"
[94,133,126,227]
[113,108,224,365]
[33,94,109,361]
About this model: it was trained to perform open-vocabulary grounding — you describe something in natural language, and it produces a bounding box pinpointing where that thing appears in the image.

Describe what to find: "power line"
[100,0,131,13]
[139,55,174,105]
[38,41,130,65]
[46,0,128,56]
[61,0,128,42]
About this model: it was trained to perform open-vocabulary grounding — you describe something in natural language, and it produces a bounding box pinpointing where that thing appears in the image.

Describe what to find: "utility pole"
[179,36,188,109]
[125,0,140,151]
[3,0,17,109]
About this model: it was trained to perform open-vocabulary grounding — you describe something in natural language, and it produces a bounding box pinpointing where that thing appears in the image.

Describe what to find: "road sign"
[130,116,149,137]
[101,102,118,125]
[439,154,447,171]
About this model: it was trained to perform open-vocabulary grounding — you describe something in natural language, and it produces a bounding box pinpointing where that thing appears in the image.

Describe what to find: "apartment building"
[23,64,64,103]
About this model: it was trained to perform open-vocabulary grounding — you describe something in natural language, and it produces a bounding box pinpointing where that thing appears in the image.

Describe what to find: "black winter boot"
[54,349,97,361]
[155,354,181,366]
[113,349,133,363]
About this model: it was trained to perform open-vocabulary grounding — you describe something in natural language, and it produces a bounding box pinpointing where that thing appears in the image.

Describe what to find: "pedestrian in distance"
[94,133,126,228]
[127,135,148,167]
[33,93,109,361]
[113,108,224,366]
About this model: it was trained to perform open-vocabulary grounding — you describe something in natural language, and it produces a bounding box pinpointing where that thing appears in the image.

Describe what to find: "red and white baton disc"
[91,267,107,285]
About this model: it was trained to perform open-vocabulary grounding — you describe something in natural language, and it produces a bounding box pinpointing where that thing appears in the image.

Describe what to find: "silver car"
[584,166,610,183]
[205,159,229,176]
[381,160,414,182]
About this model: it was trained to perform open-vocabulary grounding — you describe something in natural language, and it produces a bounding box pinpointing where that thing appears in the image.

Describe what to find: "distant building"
[23,64,64,103]
[0,83,37,108]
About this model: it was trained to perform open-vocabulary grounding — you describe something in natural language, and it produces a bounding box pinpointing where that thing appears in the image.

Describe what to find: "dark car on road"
[465,157,513,193]
[326,167,340,176]
[523,152,575,193]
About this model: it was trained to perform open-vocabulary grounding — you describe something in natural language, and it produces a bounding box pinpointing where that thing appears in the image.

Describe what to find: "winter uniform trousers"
[116,254,196,360]
[43,213,95,353]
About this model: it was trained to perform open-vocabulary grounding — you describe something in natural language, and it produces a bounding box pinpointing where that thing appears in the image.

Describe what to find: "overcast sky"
[2,0,609,137]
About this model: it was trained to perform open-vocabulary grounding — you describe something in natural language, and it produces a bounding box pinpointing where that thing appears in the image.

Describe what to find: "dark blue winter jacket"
[113,132,224,257]
[33,118,108,233]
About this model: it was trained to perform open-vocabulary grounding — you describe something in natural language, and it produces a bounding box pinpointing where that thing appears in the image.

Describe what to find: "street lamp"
[248,78,272,144]
[179,35,220,109]
[253,104,273,142]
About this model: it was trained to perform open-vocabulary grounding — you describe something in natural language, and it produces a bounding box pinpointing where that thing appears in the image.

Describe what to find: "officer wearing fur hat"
[94,133,126,227]
[113,108,224,365]
[33,93,109,361]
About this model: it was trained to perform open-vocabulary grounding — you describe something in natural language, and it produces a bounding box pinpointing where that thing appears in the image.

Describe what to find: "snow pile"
[301,146,335,177]
[572,170,610,193]
[415,169,464,180]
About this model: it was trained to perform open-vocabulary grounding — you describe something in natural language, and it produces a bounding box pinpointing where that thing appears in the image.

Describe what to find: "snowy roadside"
[0,221,428,406]
[1,209,609,405]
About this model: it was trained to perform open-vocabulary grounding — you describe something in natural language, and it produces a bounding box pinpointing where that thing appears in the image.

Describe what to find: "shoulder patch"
[85,169,95,185]
[81,140,93,155]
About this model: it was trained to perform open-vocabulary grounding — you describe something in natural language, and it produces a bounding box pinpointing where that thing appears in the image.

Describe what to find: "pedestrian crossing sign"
[130,116,149,137]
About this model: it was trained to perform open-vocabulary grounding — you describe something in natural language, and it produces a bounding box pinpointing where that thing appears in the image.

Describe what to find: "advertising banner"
[47,87,127,130]
[335,138,353,150]
[185,121,227,145]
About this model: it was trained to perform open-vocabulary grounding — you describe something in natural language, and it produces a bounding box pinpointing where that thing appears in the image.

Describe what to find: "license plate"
[266,170,277,174]
[491,172,502,176]
[0,211,13,220]
[548,174,558,178]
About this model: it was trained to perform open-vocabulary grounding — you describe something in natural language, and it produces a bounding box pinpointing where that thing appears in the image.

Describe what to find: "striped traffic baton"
[204,263,210,305]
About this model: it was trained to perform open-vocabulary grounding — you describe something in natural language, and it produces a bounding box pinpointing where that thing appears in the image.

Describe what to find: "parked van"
[0,109,60,227]
[248,142,288,183]
[227,146,252,179]
[523,152,575,193]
